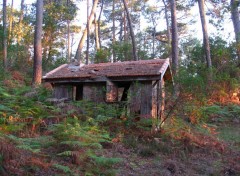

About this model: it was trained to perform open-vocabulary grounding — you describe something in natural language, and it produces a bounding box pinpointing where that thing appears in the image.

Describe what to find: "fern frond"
[52,164,72,174]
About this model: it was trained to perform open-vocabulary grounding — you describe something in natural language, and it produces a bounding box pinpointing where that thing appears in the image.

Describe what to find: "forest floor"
[0,71,240,176]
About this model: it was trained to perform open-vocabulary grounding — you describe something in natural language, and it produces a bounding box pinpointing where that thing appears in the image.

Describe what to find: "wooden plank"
[83,83,105,102]
[128,81,153,118]
[129,82,141,116]
[140,81,152,118]
[53,85,72,100]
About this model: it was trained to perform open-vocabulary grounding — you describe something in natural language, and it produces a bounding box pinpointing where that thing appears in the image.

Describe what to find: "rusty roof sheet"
[43,59,170,80]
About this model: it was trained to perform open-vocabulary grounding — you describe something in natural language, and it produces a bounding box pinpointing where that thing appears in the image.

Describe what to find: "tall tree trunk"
[67,0,71,62]
[112,0,116,62]
[75,0,99,63]
[170,0,179,95]
[170,0,178,76]
[122,0,138,61]
[97,0,103,48]
[19,0,25,24]
[3,0,7,70]
[231,0,240,63]
[86,0,90,65]
[152,26,155,58]
[94,13,100,50]
[198,0,212,69]
[17,0,25,62]
[32,0,43,86]
[8,0,14,46]
[123,12,127,42]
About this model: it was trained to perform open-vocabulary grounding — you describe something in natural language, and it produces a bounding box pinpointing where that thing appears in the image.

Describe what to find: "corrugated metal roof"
[43,59,170,80]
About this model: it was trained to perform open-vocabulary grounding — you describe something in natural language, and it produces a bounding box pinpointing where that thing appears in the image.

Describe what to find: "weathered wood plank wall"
[53,85,72,99]
[83,83,105,102]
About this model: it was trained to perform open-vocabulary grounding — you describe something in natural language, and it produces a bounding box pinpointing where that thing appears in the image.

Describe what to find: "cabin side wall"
[53,84,73,100]
[83,83,105,103]
[129,81,152,118]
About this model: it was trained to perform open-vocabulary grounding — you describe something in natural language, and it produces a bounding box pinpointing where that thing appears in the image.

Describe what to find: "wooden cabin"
[42,59,172,123]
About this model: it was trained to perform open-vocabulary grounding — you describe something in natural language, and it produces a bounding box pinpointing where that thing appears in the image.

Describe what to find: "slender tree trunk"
[94,13,100,50]
[75,0,99,63]
[122,0,138,61]
[198,0,212,69]
[70,33,74,59]
[8,0,14,46]
[123,12,127,42]
[17,0,25,62]
[170,0,178,76]
[112,0,116,62]
[3,0,7,70]
[19,0,25,24]
[119,20,123,41]
[67,0,71,62]
[152,26,155,58]
[97,0,103,48]
[170,0,179,96]
[86,0,89,65]
[32,0,43,86]
[231,0,240,63]
[67,21,71,61]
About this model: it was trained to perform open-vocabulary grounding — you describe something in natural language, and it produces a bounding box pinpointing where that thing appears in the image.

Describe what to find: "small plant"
[52,164,72,174]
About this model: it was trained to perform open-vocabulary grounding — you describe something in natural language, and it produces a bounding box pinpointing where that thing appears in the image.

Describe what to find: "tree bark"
[3,0,7,70]
[94,13,100,50]
[17,0,25,62]
[97,0,103,48]
[122,0,138,61]
[112,0,116,62]
[86,0,90,65]
[170,0,179,96]
[75,0,99,63]
[67,0,71,62]
[19,0,25,24]
[8,0,14,46]
[170,0,178,76]
[32,0,43,86]
[198,0,212,69]
[231,0,240,62]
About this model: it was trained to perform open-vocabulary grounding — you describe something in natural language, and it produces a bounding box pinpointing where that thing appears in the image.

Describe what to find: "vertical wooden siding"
[129,81,152,117]
[83,83,105,102]
[53,85,72,99]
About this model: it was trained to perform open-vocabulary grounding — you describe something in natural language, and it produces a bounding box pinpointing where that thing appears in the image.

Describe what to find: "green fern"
[52,164,72,174]
[7,135,54,153]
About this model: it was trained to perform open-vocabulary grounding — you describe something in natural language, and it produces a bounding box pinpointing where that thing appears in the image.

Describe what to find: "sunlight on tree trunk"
[170,0,179,96]
[67,0,71,62]
[8,0,14,46]
[198,0,212,71]
[3,0,7,70]
[112,0,116,62]
[94,13,100,50]
[231,0,240,63]
[86,0,90,65]
[32,0,43,87]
